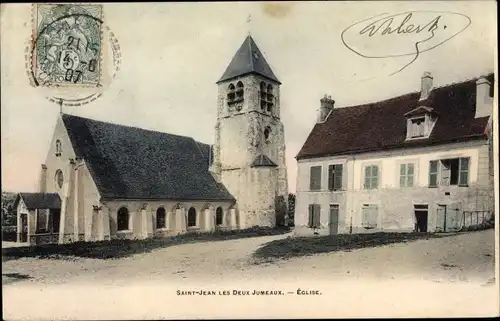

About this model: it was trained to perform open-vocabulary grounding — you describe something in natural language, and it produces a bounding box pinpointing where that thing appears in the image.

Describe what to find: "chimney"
[318,94,335,123]
[475,76,493,118]
[420,71,433,101]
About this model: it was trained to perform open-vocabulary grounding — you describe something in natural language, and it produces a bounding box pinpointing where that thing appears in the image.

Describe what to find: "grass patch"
[2,226,291,261]
[252,232,452,263]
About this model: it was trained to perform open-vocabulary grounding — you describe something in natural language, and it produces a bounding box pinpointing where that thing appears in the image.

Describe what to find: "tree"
[1,192,17,226]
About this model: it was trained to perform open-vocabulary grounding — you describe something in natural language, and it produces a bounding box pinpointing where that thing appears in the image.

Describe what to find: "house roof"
[296,73,494,160]
[217,35,281,84]
[14,193,61,210]
[61,114,235,201]
[250,154,278,167]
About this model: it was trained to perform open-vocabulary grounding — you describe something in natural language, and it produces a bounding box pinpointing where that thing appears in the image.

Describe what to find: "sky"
[1,1,497,193]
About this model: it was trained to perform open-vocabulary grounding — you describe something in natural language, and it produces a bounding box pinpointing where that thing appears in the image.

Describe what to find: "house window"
[309,166,322,191]
[328,164,343,191]
[362,204,378,229]
[409,117,425,138]
[187,207,197,227]
[308,204,321,228]
[363,165,379,189]
[117,207,129,231]
[156,207,166,229]
[55,140,62,156]
[54,169,64,190]
[400,163,415,187]
[216,207,223,226]
[36,209,49,233]
[429,157,470,187]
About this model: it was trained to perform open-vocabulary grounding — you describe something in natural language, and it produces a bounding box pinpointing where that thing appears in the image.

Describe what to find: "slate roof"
[217,35,281,84]
[250,154,278,167]
[14,193,61,210]
[296,73,494,160]
[61,114,234,201]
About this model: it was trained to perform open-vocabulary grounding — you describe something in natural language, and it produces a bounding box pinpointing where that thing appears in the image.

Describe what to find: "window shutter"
[364,166,371,189]
[459,157,469,186]
[429,160,438,187]
[313,204,321,228]
[334,164,343,190]
[310,166,322,191]
[328,165,334,191]
[308,204,313,227]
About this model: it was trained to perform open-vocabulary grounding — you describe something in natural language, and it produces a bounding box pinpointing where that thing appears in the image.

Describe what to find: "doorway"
[20,214,28,242]
[329,204,339,235]
[414,204,428,232]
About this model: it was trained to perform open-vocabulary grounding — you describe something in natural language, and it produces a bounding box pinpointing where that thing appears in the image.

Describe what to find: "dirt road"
[2,230,497,319]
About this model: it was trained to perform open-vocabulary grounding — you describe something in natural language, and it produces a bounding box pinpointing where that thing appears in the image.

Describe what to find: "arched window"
[264,126,271,141]
[216,207,223,226]
[227,83,235,102]
[117,207,129,231]
[187,207,197,227]
[260,82,266,91]
[55,140,62,156]
[236,81,244,101]
[156,207,166,229]
[54,169,64,190]
[267,84,273,94]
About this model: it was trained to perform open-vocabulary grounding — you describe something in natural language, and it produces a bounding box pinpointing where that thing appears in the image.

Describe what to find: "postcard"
[1,1,498,319]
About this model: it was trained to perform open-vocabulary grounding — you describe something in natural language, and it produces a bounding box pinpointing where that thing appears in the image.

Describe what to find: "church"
[14,35,289,245]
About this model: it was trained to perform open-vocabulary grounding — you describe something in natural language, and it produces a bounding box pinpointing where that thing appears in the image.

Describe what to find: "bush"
[2,225,17,242]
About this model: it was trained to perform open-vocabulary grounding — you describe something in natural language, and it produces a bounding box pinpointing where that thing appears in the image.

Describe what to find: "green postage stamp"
[32,4,103,87]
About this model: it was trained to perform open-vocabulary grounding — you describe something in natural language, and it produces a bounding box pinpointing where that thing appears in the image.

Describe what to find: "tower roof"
[217,35,281,84]
[250,154,278,167]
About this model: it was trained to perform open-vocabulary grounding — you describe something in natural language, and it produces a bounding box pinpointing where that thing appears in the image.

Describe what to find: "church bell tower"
[210,35,288,228]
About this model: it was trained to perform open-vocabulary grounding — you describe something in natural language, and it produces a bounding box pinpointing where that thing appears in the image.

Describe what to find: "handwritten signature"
[341,11,471,75]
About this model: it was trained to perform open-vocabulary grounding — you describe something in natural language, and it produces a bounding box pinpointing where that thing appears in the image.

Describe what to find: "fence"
[460,210,494,230]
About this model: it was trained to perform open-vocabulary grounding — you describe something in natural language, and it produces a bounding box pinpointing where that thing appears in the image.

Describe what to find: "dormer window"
[55,140,62,157]
[404,106,439,141]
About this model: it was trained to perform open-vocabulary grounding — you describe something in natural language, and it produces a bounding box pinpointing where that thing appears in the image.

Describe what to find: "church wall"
[43,115,103,243]
[104,199,234,240]
[43,115,78,243]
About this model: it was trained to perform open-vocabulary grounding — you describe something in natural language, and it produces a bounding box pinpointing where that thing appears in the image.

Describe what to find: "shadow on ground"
[2,273,33,285]
[252,231,466,264]
[2,227,291,262]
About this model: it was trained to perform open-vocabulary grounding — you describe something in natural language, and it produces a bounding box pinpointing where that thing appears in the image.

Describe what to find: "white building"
[294,72,495,236]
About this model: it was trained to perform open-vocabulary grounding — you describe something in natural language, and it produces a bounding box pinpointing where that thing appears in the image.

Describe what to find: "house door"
[414,204,429,232]
[20,214,28,242]
[329,204,339,235]
[436,204,447,232]
[52,209,61,235]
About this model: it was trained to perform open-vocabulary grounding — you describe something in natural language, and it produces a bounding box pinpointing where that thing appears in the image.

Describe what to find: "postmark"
[32,3,103,88]
[26,4,122,108]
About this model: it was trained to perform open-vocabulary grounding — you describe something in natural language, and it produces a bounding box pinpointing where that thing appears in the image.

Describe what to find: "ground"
[2,229,497,319]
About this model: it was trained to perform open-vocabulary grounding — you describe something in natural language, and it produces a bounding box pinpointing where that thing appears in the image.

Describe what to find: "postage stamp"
[31,3,103,87]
